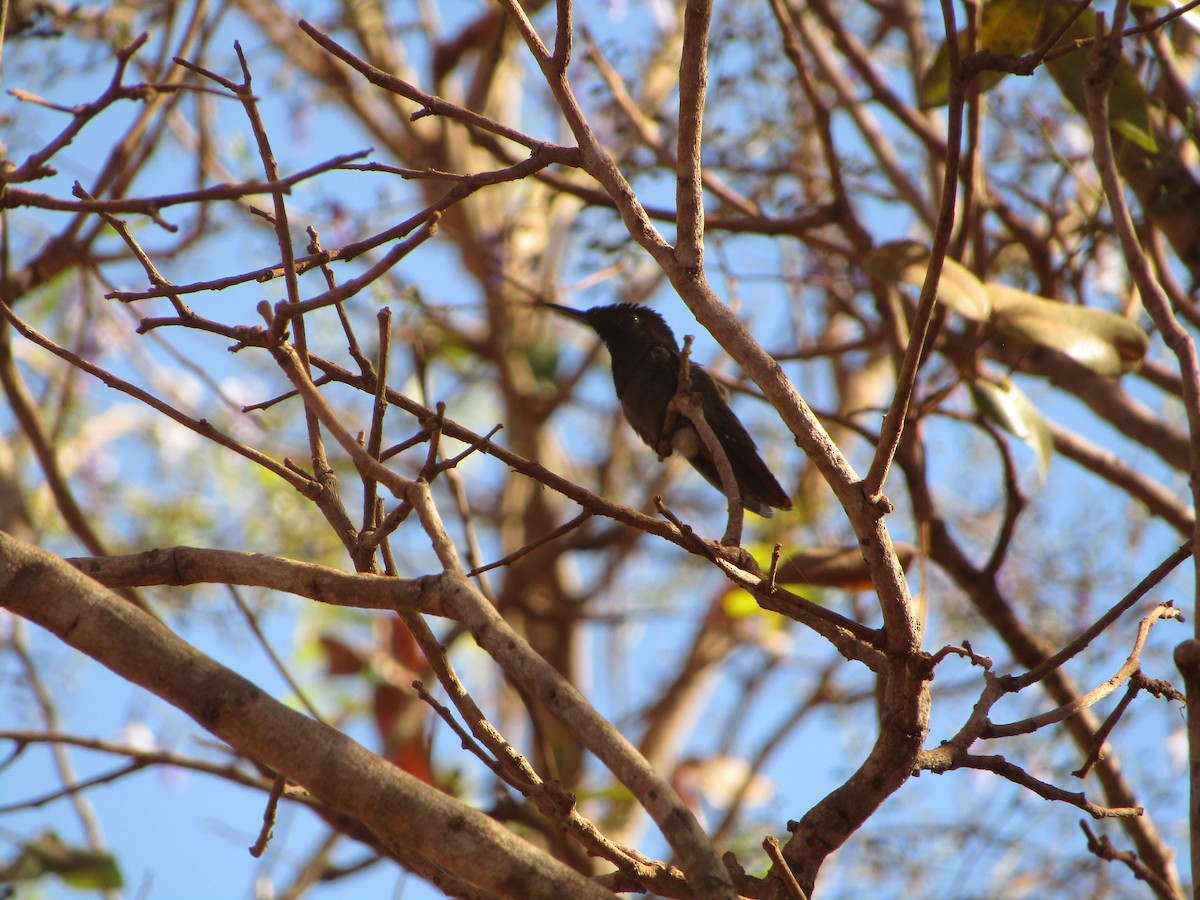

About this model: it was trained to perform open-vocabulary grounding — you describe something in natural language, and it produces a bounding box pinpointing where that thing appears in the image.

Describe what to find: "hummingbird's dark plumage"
[547,302,792,516]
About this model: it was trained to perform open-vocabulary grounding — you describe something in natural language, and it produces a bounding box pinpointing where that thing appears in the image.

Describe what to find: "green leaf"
[0,832,124,890]
[722,588,763,618]
[865,240,991,321]
[920,38,1007,109]
[526,335,561,387]
[1041,5,1158,153]
[919,0,1046,108]
[921,2,1158,153]
[988,283,1149,376]
[919,40,952,109]
[970,376,1054,480]
[977,0,1046,54]
[59,855,125,891]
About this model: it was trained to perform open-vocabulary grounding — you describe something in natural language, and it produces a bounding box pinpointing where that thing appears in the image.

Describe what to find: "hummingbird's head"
[546,303,679,355]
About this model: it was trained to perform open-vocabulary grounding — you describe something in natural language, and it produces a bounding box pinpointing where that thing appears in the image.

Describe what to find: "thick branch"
[0,533,613,900]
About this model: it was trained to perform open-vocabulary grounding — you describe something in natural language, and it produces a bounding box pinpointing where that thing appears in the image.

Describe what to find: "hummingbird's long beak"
[542,302,590,324]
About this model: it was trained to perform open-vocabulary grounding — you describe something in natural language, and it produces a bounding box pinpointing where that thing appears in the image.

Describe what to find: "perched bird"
[546,302,792,516]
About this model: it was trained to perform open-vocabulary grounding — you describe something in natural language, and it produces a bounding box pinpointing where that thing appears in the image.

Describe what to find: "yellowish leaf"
[866,240,991,321]
[988,283,1149,376]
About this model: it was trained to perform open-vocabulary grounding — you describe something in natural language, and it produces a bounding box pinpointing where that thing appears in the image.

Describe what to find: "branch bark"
[0,532,614,900]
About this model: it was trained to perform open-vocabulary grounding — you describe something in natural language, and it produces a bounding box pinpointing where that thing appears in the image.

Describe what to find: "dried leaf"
[970,376,1054,481]
[988,283,1149,376]
[775,544,918,590]
[865,240,991,321]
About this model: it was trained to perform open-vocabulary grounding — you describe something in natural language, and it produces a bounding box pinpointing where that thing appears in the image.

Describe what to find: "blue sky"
[1,2,1193,898]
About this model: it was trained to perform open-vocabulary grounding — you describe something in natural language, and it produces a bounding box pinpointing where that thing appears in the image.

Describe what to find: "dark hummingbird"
[546,302,792,516]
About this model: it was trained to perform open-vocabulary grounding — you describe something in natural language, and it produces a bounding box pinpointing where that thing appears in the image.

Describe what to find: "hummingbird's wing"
[614,346,792,516]
[615,344,679,450]
[687,366,793,516]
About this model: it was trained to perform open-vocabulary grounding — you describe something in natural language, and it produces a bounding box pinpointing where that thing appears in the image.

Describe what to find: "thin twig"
[862,0,966,502]
[466,511,594,578]
[1004,543,1191,691]
[988,604,1182,738]
[1079,821,1181,900]
[960,754,1141,818]
[249,772,287,857]
[763,835,809,900]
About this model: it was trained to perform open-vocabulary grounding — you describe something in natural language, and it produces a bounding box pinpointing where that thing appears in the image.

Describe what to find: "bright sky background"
[1,2,1193,899]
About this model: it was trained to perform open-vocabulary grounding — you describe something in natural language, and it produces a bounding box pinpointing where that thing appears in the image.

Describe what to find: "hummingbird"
[546,302,792,516]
